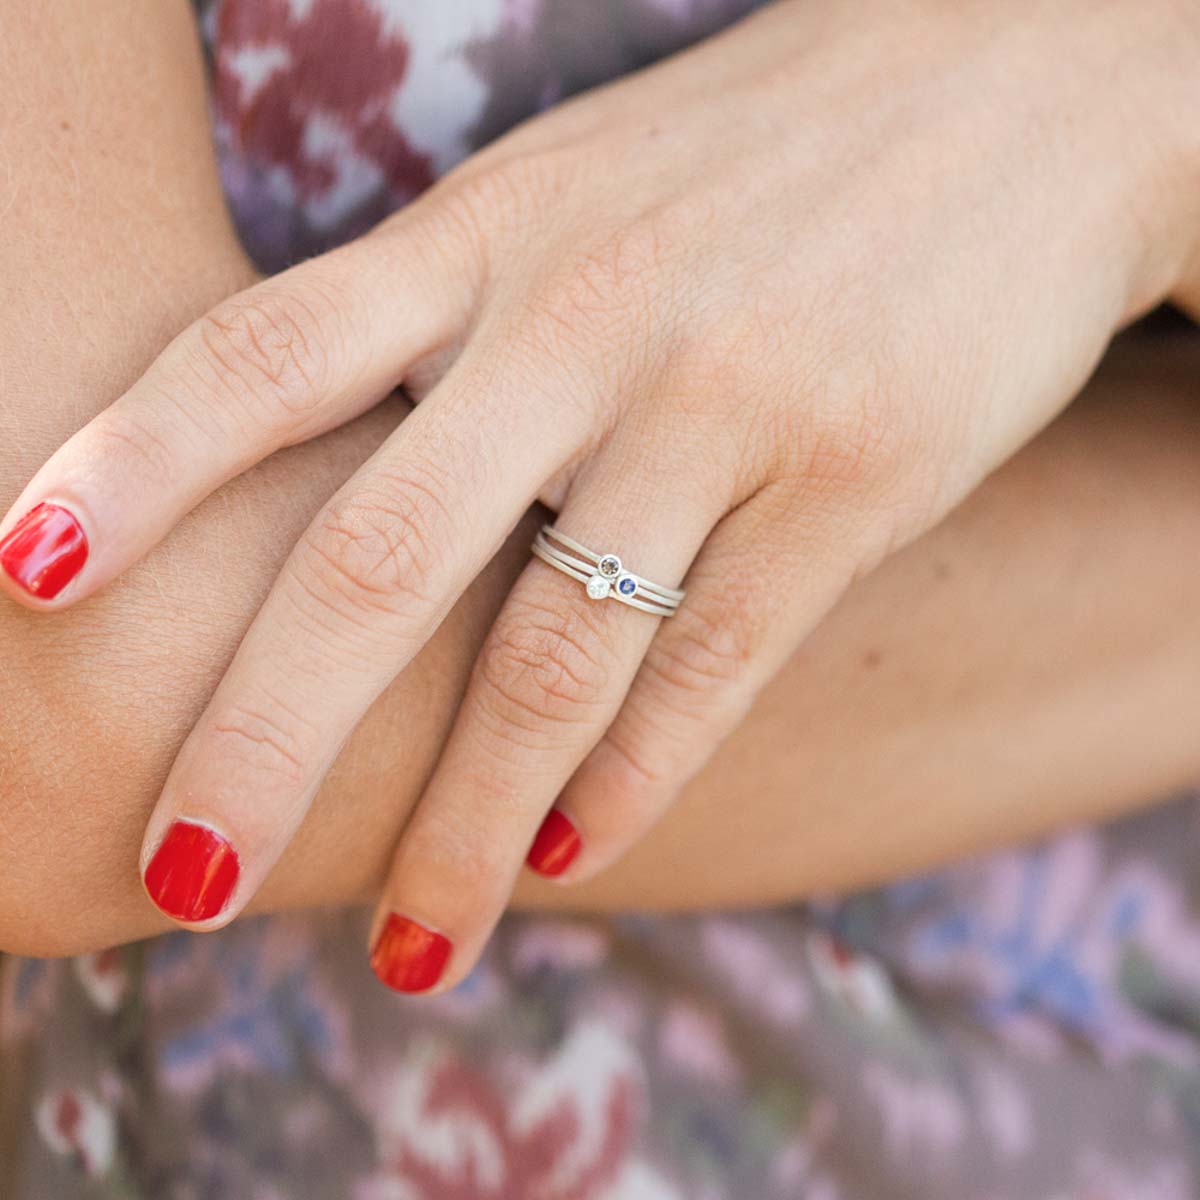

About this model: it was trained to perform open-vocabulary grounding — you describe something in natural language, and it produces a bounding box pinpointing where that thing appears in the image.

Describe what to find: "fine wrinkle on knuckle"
[642,600,755,705]
[413,183,497,300]
[574,221,662,307]
[581,216,676,306]
[475,598,612,738]
[370,454,460,539]
[90,407,178,481]
[691,302,787,400]
[530,219,677,356]
[302,486,443,618]
[799,384,913,505]
[208,698,311,787]
[278,562,394,668]
[145,375,241,458]
[194,284,340,427]
[440,145,574,251]
[409,800,518,893]
[598,722,674,796]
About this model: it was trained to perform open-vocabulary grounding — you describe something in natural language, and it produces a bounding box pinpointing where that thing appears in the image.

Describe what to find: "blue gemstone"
[618,577,637,596]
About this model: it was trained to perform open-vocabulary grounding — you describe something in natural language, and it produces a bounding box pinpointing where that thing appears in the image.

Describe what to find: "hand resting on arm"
[3,0,1200,959]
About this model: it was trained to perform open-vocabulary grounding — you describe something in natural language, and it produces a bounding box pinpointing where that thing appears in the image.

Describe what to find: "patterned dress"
[4,3,1200,1197]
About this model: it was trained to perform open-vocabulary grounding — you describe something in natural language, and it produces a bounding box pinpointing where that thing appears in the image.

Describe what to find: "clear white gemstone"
[586,575,611,600]
[598,554,621,579]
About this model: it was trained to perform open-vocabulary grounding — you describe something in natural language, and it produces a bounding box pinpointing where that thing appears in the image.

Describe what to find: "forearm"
[6,325,1200,955]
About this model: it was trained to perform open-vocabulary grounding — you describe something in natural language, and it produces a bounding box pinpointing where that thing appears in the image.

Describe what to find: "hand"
[3,0,1197,990]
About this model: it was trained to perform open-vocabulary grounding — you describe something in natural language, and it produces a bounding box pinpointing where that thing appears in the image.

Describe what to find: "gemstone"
[597,554,621,579]
[616,574,637,598]
[586,575,611,600]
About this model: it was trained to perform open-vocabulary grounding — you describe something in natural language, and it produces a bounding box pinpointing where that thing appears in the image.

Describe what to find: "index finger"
[0,205,475,608]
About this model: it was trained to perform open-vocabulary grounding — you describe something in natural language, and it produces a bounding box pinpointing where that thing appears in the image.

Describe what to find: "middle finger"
[137,343,592,930]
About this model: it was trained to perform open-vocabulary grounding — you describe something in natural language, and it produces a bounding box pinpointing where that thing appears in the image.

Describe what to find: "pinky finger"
[539,493,852,883]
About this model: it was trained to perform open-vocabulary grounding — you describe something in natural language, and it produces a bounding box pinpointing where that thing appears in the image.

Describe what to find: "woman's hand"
[3,0,1197,990]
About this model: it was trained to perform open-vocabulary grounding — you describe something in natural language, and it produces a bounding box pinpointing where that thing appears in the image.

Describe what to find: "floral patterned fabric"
[4,2,1200,1196]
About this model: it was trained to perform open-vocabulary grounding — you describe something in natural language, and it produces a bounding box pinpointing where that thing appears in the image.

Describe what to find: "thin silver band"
[532,525,684,617]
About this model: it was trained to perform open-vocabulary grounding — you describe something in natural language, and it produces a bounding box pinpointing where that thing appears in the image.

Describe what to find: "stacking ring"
[531,525,684,617]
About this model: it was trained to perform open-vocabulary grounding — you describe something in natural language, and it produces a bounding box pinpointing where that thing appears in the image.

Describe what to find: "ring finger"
[366,445,728,993]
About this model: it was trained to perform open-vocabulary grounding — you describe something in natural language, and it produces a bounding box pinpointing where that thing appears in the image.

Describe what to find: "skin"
[2,0,1200,966]
[11,0,1200,994]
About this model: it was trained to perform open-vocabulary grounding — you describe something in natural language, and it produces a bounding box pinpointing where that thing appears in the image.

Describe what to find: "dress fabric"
[4,3,1200,1197]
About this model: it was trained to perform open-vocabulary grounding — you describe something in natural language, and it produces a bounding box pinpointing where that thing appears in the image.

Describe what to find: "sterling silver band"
[531,525,684,617]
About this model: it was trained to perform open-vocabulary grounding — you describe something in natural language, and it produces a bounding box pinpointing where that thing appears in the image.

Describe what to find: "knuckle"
[299,480,445,617]
[798,363,918,503]
[91,407,178,480]
[474,596,612,740]
[208,698,310,787]
[539,219,670,341]
[439,147,568,248]
[642,599,755,703]
[600,723,675,796]
[413,801,519,889]
[597,603,761,801]
[805,403,898,495]
[574,219,669,302]
[191,280,342,426]
[514,207,700,396]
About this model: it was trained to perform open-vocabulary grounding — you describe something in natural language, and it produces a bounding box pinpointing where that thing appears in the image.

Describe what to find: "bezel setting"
[597,553,622,579]
[531,525,683,619]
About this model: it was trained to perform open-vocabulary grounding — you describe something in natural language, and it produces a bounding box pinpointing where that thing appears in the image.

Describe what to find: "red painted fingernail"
[143,820,240,923]
[0,503,88,599]
[527,809,582,878]
[370,913,452,994]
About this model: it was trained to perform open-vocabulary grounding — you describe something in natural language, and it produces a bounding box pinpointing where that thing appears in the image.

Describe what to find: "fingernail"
[370,913,452,994]
[0,503,89,599]
[143,820,240,923]
[527,809,582,878]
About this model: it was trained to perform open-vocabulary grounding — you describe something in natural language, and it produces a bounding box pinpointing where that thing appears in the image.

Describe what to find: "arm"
[3,0,1200,958]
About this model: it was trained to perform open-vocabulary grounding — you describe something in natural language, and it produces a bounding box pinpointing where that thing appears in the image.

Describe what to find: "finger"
[137,344,589,932]
[0,202,477,609]
[366,451,724,994]
[549,490,853,882]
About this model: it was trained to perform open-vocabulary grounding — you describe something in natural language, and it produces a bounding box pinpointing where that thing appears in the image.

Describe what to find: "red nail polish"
[0,503,88,599]
[370,913,452,994]
[527,809,582,878]
[143,820,240,923]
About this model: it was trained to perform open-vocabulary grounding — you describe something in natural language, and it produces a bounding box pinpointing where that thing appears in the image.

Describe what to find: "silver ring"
[531,525,684,617]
